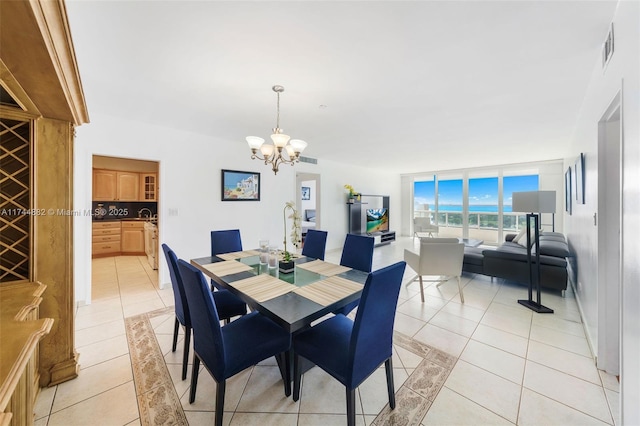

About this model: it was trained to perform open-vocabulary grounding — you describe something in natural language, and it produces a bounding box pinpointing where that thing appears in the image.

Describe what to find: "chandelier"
[246,85,307,175]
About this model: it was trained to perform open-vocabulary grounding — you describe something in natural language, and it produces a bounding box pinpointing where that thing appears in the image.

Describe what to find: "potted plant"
[278,250,295,274]
[344,184,358,203]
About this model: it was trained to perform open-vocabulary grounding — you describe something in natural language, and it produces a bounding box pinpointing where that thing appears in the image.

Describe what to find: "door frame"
[596,88,623,375]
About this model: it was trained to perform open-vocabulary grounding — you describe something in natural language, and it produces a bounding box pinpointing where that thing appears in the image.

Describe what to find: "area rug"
[125,308,458,426]
[125,307,189,426]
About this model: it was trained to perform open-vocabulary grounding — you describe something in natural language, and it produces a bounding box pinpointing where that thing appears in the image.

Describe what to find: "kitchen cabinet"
[121,221,145,254]
[92,169,140,201]
[117,172,140,201]
[93,169,117,200]
[92,221,121,257]
[140,173,157,201]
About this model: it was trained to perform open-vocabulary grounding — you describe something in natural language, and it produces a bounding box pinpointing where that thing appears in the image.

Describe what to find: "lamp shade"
[512,191,556,213]
[246,136,265,150]
[271,133,290,148]
[289,139,307,153]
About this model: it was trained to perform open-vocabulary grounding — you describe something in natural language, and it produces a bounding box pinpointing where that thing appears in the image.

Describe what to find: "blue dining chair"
[177,259,292,426]
[301,229,328,260]
[293,261,407,426]
[210,229,243,255]
[335,233,375,315]
[210,229,246,293]
[162,244,247,380]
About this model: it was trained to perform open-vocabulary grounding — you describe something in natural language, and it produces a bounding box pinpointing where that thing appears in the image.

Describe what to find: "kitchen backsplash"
[92,201,158,220]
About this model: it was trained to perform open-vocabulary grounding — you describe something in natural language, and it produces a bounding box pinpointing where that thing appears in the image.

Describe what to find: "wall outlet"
[168,208,179,217]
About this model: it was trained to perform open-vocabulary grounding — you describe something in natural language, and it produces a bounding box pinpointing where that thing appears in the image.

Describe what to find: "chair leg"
[418,276,425,302]
[405,275,418,288]
[181,325,191,380]
[293,354,301,401]
[283,350,292,397]
[172,317,179,352]
[346,388,356,426]
[385,358,396,409]
[214,379,226,426]
[457,276,464,303]
[189,354,200,403]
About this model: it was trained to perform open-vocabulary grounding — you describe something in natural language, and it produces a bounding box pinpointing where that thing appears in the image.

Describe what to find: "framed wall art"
[221,169,260,201]
[575,153,585,204]
[565,167,572,215]
[301,186,311,200]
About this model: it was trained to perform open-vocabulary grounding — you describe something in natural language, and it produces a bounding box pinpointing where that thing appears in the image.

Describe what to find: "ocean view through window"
[414,173,539,243]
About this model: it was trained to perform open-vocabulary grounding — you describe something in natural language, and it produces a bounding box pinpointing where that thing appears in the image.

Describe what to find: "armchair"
[413,217,439,240]
[404,237,465,303]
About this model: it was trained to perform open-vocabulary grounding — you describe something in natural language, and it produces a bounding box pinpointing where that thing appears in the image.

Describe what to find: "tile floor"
[33,238,620,425]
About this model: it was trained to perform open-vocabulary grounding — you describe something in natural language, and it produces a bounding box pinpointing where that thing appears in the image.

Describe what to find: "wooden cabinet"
[92,221,121,257]
[0,282,53,426]
[117,172,140,201]
[93,169,117,200]
[121,221,145,254]
[140,173,157,201]
[92,169,141,201]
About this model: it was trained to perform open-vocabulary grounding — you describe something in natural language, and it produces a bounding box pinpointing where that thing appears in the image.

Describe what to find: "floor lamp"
[512,191,556,314]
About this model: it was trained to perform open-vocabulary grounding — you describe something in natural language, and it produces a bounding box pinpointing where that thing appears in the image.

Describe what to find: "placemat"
[201,260,253,276]
[293,275,362,307]
[216,250,261,260]
[295,259,352,276]
[231,274,296,302]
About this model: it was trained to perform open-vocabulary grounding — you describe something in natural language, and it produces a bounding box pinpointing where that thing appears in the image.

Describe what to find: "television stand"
[369,230,395,246]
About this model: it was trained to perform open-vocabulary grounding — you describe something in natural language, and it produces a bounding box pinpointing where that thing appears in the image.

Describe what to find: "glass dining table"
[190,251,369,333]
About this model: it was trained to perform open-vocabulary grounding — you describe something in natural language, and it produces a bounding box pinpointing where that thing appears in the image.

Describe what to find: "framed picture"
[301,186,311,200]
[575,153,585,204]
[221,169,260,201]
[565,167,572,215]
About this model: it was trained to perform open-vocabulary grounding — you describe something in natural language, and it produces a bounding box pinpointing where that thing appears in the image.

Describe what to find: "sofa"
[463,231,570,291]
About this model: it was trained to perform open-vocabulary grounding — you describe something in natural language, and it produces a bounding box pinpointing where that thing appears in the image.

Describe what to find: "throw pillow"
[512,227,527,244]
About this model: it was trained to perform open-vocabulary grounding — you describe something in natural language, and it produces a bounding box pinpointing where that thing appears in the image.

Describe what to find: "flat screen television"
[366,208,389,233]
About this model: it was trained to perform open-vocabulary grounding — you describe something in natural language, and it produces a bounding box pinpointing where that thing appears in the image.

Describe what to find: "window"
[468,175,499,243]
[412,169,540,245]
[503,174,539,231]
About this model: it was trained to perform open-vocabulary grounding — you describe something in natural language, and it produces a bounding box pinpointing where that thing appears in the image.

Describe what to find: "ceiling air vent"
[602,23,614,69]
[299,156,318,165]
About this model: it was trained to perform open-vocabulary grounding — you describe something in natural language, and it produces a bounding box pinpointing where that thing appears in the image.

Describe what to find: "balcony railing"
[414,209,529,243]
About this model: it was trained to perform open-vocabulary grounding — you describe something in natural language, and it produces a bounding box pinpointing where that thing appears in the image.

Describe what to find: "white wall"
[563,1,639,423]
[74,112,400,304]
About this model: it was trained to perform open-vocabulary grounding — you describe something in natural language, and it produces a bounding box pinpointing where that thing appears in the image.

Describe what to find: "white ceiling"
[66,1,618,174]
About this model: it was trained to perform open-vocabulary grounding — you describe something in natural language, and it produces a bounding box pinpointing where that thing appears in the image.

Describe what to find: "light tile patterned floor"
[34,239,620,425]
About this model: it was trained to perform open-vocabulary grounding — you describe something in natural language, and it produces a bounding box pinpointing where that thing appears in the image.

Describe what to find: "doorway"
[597,91,622,375]
[90,155,161,301]
[296,172,321,248]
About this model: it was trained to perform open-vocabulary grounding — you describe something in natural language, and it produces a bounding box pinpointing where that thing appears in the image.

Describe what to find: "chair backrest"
[211,229,242,255]
[177,259,226,381]
[348,261,406,388]
[339,234,375,272]
[301,229,328,260]
[414,217,438,231]
[161,243,190,327]
[418,238,464,276]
